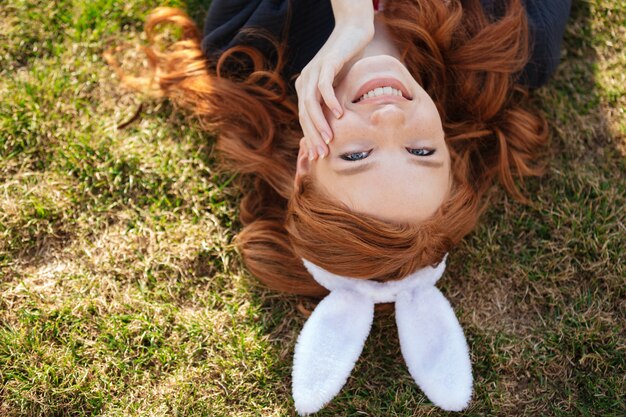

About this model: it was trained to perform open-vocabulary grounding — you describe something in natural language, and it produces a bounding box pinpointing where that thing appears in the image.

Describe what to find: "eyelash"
[340,148,436,161]
[340,150,372,161]
[407,148,436,157]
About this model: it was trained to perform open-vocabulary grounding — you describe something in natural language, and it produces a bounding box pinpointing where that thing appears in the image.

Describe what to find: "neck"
[361,14,402,61]
[341,14,403,74]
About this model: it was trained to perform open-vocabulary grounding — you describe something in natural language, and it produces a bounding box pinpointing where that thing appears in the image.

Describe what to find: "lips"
[352,77,412,103]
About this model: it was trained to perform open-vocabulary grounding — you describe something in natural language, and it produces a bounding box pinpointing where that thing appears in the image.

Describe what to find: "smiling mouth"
[352,77,413,103]
[356,86,404,102]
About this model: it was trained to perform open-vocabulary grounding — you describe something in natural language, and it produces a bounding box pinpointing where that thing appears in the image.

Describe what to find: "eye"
[406,148,436,156]
[340,149,372,161]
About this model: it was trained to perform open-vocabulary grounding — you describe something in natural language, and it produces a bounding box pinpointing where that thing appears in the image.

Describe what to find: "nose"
[370,105,406,125]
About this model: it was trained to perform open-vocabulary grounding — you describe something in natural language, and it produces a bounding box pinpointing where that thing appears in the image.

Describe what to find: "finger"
[294,72,305,92]
[297,87,318,160]
[306,105,330,158]
[299,90,330,159]
[318,63,343,119]
[296,71,330,158]
[299,107,323,160]
[304,95,333,150]
[299,137,312,159]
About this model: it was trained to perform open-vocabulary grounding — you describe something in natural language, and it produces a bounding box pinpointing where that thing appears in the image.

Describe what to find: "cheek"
[422,98,444,130]
[308,161,339,201]
[307,142,332,178]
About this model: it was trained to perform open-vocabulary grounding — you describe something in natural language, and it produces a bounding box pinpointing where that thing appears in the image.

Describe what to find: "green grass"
[1,0,624,416]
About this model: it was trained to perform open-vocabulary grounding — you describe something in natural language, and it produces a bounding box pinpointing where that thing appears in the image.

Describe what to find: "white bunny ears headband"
[292,256,472,415]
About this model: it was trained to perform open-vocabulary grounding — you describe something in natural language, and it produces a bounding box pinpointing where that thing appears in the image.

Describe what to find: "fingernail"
[317,145,326,158]
[322,131,331,144]
[333,108,342,119]
[309,151,315,161]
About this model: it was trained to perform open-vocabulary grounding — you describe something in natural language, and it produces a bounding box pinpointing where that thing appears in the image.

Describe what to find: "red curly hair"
[106,0,548,296]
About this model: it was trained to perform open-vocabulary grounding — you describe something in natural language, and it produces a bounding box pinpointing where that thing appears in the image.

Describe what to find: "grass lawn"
[0,0,624,416]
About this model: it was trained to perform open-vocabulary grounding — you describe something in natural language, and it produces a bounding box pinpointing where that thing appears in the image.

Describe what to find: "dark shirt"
[201,0,571,89]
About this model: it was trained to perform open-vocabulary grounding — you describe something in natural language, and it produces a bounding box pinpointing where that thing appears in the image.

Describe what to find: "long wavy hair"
[106,0,547,296]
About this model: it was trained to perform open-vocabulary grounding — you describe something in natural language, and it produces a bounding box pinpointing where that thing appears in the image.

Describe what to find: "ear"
[294,137,312,190]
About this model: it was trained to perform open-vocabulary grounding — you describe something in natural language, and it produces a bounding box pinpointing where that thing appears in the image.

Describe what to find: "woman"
[108,0,569,412]
[115,0,569,295]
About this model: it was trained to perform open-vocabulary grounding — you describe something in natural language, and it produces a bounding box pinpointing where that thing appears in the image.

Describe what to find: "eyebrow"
[333,158,445,176]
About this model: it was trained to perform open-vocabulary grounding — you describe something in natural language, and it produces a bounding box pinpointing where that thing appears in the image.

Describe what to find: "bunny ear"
[395,286,473,412]
[292,289,374,416]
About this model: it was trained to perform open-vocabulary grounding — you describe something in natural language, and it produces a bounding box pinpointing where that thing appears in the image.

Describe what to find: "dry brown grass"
[1,1,624,416]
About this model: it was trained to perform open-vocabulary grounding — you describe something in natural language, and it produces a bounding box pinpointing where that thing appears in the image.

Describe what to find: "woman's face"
[295,55,451,223]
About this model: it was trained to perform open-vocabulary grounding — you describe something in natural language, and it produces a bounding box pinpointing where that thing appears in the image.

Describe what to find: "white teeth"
[358,86,404,102]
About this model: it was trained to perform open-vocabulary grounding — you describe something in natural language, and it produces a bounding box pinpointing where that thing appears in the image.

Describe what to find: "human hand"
[295,0,374,160]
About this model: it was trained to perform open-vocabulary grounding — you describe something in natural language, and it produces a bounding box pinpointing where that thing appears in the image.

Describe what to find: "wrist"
[331,0,375,26]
